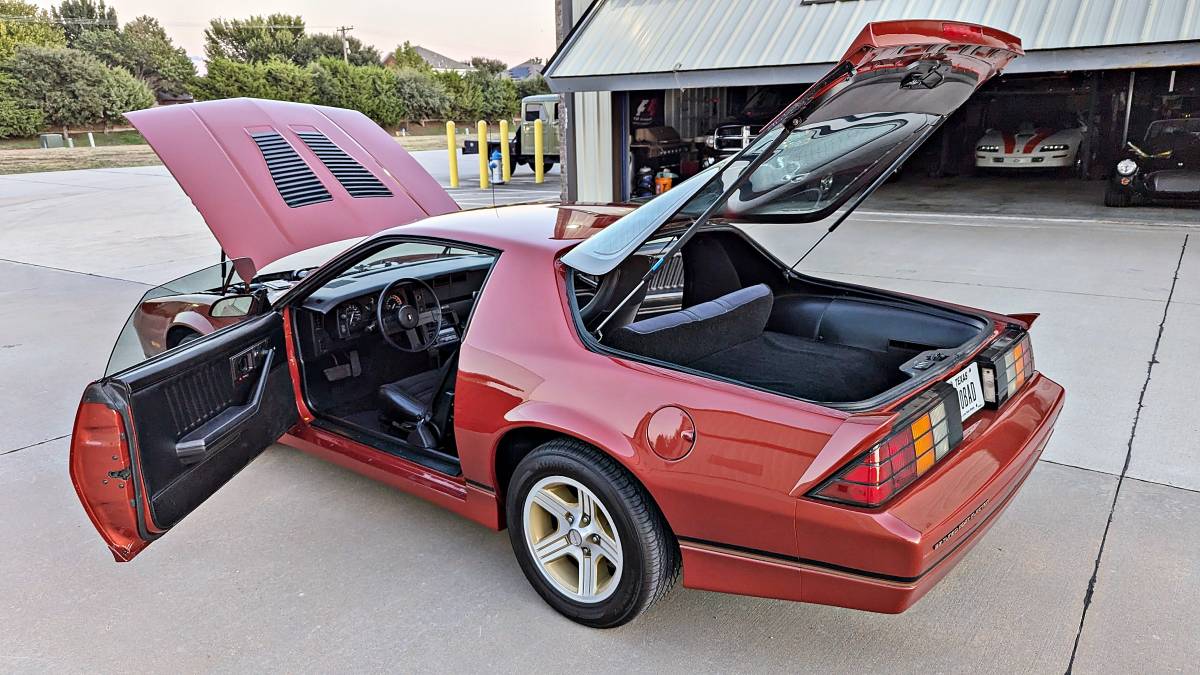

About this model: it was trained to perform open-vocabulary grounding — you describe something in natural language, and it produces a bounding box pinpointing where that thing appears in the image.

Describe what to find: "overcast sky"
[31,0,557,67]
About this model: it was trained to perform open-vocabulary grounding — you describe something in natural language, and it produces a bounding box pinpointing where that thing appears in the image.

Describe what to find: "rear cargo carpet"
[689,331,912,403]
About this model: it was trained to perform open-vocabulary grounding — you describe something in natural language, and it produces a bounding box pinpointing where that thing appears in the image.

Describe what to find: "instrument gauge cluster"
[334,297,376,339]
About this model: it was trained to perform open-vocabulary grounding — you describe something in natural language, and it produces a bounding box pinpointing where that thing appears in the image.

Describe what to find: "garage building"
[546,0,1200,202]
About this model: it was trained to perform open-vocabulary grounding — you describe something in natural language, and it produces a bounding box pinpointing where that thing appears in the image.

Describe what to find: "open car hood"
[563,20,1022,276]
[126,98,459,275]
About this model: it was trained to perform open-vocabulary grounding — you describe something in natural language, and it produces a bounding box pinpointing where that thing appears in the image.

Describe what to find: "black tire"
[1104,187,1132,207]
[506,438,679,628]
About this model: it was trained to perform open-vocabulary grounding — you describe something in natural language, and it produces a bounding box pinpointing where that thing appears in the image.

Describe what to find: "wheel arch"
[489,412,657,529]
[167,310,216,341]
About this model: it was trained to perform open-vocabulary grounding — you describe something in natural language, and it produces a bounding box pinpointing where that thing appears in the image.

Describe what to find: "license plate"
[949,363,985,421]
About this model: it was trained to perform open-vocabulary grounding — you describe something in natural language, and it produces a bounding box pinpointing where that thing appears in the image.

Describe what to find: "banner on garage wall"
[630,91,665,128]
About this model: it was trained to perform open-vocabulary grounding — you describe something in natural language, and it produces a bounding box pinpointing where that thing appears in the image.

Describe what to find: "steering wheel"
[377,277,443,353]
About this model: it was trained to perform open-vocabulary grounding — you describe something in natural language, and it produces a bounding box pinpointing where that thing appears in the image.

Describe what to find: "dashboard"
[297,255,493,358]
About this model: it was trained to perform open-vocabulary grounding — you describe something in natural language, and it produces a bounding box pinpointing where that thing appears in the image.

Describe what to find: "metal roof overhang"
[546,42,1200,93]
[546,0,1200,93]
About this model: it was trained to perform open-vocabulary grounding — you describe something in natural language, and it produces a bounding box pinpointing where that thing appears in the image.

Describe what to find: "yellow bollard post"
[445,121,458,188]
[499,119,511,183]
[477,120,489,189]
[534,119,545,184]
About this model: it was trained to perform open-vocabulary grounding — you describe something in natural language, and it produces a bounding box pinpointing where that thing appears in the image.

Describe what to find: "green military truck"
[462,94,560,172]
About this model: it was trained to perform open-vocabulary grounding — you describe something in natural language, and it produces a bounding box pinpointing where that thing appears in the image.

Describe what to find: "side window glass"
[105,257,261,376]
[525,105,542,122]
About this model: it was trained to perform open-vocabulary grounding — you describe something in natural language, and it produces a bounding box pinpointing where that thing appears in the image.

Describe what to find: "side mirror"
[209,294,262,318]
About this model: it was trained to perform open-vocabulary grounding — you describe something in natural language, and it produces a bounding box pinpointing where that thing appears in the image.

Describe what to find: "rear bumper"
[680,373,1064,612]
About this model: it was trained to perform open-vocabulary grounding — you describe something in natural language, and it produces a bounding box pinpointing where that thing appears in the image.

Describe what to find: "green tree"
[0,72,43,137]
[515,73,550,100]
[308,33,380,66]
[99,62,154,124]
[434,69,482,121]
[468,56,506,77]
[468,70,518,120]
[204,14,316,65]
[356,64,405,126]
[389,41,428,71]
[76,16,195,96]
[308,56,358,110]
[190,58,260,100]
[394,67,451,122]
[0,1,66,61]
[191,57,313,103]
[49,0,116,46]
[0,98,43,137]
[261,58,313,102]
[310,57,404,127]
[2,44,152,132]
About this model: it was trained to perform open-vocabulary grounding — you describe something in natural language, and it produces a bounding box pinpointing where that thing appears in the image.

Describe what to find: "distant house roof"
[413,46,472,71]
[505,59,545,80]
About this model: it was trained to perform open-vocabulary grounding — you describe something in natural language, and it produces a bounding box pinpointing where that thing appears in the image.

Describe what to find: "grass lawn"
[0,129,147,150]
[0,145,162,173]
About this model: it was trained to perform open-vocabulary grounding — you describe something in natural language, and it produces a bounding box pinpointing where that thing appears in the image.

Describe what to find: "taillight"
[70,395,148,561]
[811,384,965,507]
[977,328,1034,407]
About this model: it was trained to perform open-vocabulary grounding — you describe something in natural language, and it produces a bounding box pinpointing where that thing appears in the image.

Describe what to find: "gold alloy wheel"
[522,475,624,603]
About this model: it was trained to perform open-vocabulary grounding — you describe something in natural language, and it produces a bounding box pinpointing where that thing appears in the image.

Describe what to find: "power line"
[0,15,117,26]
[0,15,337,30]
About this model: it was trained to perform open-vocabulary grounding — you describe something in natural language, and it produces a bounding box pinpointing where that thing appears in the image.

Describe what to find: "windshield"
[256,237,362,277]
[331,242,482,281]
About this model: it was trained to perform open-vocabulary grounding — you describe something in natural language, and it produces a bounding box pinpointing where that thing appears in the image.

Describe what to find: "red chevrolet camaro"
[71,21,1064,628]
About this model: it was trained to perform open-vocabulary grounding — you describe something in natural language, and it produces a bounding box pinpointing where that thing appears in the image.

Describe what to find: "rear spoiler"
[1008,313,1040,329]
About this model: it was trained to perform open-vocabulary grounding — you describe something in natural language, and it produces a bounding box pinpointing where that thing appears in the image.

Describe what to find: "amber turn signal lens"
[811,383,965,508]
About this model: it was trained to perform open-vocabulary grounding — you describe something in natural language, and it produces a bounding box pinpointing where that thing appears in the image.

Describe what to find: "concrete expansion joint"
[1065,233,1189,674]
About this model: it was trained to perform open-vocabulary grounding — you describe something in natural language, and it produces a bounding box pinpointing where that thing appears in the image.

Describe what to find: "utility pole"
[336,25,354,63]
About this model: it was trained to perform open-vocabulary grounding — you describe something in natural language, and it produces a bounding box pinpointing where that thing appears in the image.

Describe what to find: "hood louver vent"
[295,131,393,198]
[250,131,332,208]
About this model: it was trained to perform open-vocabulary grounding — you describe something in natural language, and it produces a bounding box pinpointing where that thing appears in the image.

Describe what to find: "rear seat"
[604,284,773,363]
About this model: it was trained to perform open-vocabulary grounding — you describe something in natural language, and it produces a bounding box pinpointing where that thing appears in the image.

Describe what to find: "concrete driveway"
[0,163,1196,673]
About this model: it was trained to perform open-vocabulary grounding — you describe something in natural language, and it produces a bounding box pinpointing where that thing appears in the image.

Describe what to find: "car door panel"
[71,311,297,559]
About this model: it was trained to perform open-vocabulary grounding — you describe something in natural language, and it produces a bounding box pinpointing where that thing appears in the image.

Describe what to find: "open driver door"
[70,309,297,561]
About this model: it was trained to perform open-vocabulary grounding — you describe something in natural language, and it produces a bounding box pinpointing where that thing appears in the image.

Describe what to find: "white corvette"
[975,124,1083,169]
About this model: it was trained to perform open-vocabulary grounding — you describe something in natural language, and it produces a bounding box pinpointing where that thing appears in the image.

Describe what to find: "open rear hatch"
[563,20,1024,408]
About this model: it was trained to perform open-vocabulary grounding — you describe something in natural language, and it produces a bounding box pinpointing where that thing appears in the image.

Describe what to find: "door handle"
[175,347,275,465]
